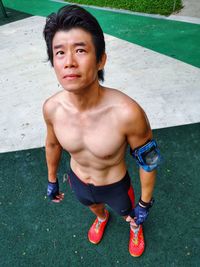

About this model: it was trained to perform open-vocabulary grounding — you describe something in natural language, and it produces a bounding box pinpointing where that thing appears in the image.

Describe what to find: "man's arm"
[45,121,62,182]
[43,100,64,202]
[126,104,156,202]
[139,168,156,203]
[123,102,157,225]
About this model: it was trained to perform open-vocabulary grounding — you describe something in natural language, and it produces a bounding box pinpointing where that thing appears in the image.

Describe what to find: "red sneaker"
[88,209,109,244]
[129,225,145,257]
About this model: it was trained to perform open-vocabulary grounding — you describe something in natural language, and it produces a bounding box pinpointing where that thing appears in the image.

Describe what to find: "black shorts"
[68,169,135,216]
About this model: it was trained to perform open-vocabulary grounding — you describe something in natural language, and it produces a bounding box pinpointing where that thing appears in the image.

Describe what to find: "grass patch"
[64,0,183,16]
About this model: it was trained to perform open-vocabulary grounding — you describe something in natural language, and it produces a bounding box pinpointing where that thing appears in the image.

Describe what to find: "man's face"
[52,28,104,92]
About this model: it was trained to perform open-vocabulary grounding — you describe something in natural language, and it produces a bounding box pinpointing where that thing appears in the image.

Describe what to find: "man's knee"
[89,203,105,209]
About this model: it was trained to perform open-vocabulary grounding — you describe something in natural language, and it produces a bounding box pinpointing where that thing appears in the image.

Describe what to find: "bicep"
[126,107,152,150]
[45,122,60,146]
[123,103,161,172]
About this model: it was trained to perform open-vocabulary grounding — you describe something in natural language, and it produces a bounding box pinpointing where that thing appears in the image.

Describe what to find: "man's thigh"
[94,172,135,216]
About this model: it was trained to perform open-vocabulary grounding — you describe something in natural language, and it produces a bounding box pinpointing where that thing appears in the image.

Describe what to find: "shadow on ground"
[0,7,31,26]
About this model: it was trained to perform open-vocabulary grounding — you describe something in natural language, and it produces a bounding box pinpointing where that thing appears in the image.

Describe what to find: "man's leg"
[89,203,106,219]
[67,170,109,244]
[88,203,109,244]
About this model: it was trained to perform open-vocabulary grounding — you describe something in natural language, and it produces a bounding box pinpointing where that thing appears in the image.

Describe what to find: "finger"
[126,216,134,223]
[56,195,64,201]
[126,216,132,222]
[52,193,64,203]
[56,192,64,199]
[130,221,138,228]
[126,218,138,228]
[52,198,62,203]
[133,217,139,227]
[58,193,64,199]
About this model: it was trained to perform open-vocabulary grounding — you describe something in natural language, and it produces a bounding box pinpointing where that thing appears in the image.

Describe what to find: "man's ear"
[98,53,107,70]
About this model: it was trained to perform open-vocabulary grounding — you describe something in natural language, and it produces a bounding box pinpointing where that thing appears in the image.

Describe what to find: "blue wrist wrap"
[47,180,59,200]
[129,198,154,225]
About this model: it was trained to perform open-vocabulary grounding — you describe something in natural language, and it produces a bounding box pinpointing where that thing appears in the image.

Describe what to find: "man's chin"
[63,87,83,93]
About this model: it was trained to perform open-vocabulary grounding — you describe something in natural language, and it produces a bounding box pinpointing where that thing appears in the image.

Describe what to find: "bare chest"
[53,110,125,159]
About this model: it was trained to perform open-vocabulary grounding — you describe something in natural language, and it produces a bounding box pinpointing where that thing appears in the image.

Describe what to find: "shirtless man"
[43,5,161,257]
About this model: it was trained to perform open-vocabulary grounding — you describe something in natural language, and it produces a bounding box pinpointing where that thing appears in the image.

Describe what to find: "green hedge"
[64,0,182,15]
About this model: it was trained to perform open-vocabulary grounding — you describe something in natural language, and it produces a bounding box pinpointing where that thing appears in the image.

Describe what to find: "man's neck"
[66,82,103,112]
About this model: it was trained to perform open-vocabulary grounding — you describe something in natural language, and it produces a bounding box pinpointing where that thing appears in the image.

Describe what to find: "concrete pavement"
[168,0,200,24]
[0,1,200,152]
[177,0,200,17]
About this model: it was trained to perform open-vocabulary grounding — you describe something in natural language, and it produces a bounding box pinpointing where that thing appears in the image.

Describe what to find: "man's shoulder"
[43,90,64,119]
[44,90,65,107]
[104,87,149,134]
[104,87,142,115]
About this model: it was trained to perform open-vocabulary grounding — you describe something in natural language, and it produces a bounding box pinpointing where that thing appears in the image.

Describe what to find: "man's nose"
[64,53,76,68]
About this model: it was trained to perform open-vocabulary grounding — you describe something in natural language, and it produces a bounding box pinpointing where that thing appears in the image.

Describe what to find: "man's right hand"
[47,180,64,203]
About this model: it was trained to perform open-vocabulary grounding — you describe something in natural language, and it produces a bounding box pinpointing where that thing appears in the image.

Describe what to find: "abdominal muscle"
[70,153,128,186]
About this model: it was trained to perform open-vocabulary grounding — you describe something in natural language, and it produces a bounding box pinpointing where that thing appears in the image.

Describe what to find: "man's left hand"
[126,198,154,226]
[130,204,150,225]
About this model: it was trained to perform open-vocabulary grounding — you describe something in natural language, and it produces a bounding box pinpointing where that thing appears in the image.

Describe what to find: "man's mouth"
[63,74,81,80]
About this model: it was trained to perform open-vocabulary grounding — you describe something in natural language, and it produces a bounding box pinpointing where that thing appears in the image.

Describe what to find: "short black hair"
[43,5,105,82]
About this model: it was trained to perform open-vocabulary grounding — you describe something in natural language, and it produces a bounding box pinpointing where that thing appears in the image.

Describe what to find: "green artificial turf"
[0,123,200,266]
[64,0,183,15]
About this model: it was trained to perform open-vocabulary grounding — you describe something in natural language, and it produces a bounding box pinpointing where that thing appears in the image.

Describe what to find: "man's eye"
[77,49,86,54]
[56,51,64,55]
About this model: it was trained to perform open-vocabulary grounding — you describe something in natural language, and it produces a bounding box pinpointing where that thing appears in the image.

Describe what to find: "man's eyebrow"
[53,42,87,50]
[74,42,87,47]
[53,44,64,50]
